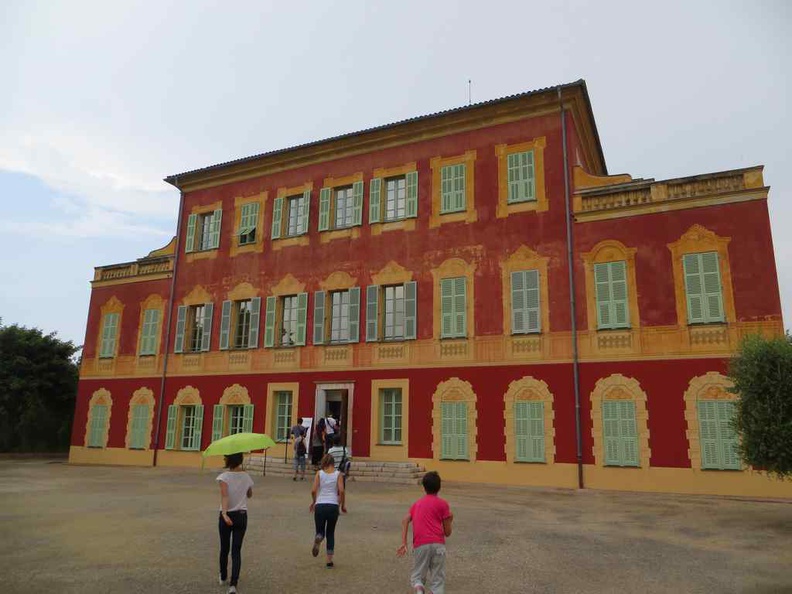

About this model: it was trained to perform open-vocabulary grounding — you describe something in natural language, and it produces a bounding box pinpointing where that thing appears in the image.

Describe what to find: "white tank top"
[316,469,340,505]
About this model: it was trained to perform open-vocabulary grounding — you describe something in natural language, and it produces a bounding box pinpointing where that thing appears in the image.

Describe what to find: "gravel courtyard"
[1,459,791,594]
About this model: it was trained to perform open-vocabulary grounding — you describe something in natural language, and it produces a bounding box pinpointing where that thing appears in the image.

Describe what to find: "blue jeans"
[314,504,339,554]
[218,510,247,586]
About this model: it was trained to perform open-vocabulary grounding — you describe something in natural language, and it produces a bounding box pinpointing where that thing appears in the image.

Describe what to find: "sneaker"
[219,574,226,585]
[312,535,322,557]
[227,587,237,594]
[326,562,334,568]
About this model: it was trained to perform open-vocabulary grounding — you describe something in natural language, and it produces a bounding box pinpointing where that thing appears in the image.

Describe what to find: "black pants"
[314,504,339,554]
[218,510,247,586]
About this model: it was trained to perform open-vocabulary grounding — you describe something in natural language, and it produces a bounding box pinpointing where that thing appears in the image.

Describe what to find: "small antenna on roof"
[468,79,472,105]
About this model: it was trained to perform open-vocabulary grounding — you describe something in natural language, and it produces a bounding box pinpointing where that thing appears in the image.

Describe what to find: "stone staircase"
[244,456,425,485]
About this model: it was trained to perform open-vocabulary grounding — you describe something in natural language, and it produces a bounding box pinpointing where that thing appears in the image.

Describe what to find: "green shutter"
[594,263,612,329]
[602,401,621,466]
[440,165,453,213]
[174,306,187,353]
[595,261,629,330]
[201,303,213,352]
[441,402,455,459]
[318,188,331,231]
[698,401,720,469]
[508,150,535,203]
[219,300,232,350]
[406,171,418,218]
[529,401,545,462]
[451,164,466,211]
[130,404,149,449]
[514,401,530,461]
[88,404,107,447]
[455,402,468,460]
[507,152,521,203]
[701,252,724,323]
[264,296,276,348]
[242,404,255,433]
[313,291,325,345]
[440,279,454,338]
[369,178,382,223]
[165,405,177,450]
[352,180,364,226]
[212,404,225,442]
[185,214,197,252]
[186,405,203,451]
[348,287,361,343]
[99,313,119,358]
[683,254,705,324]
[300,189,311,234]
[366,285,379,342]
[619,401,639,466]
[208,209,222,249]
[295,292,308,346]
[717,401,740,470]
[404,281,417,340]
[248,297,261,348]
[511,271,527,334]
[271,197,283,239]
[139,309,160,355]
[453,277,467,338]
[525,270,541,333]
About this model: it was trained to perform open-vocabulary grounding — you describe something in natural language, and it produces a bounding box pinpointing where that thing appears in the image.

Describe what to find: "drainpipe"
[152,178,184,467]
[558,87,584,489]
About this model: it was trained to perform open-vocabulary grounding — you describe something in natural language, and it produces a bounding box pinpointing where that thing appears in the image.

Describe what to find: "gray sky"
[1,0,789,346]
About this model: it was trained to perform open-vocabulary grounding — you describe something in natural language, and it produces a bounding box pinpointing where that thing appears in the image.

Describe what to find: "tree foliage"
[0,322,80,452]
[729,333,792,480]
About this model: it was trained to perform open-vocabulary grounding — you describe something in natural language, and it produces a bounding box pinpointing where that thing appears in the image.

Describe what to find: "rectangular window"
[275,391,293,442]
[198,211,222,251]
[440,277,467,338]
[698,400,740,470]
[129,404,149,449]
[602,400,639,467]
[180,405,197,450]
[330,290,351,343]
[594,261,630,330]
[233,300,252,349]
[684,252,725,324]
[228,405,245,435]
[138,308,160,356]
[188,305,206,352]
[286,194,307,236]
[238,202,259,245]
[440,401,468,460]
[384,285,405,340]
[440,163,466,213]
[88,404,108,448]
[385,176,407,221]
[507,150,536,203]
[515,401,545,462]
[99,313,119,358]
[379,388,403,444]
[511,270,541,334]
[280,295,299,346]
[334,186,355,229]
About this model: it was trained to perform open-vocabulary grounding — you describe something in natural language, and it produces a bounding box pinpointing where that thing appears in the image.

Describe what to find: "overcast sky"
[1,0,789,347]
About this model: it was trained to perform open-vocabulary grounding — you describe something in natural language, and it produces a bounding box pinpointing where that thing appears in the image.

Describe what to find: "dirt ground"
[1,459,791,594]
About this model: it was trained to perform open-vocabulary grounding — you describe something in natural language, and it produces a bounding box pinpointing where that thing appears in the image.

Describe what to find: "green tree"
[0,322,80,452]
[729,334,792,479]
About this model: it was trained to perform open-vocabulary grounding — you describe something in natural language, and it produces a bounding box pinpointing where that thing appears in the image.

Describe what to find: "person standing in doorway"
[217,453,254,594]
[309,453,347,568]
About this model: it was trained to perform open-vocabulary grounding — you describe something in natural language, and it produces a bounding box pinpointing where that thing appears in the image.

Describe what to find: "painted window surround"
[495,137,548,218]
[369,378,410,461]
[272,182,312,250]
[503,377,556,465]
[500,246,550,337]
[185,200,223,262]
[167,386,203,451]
[429,151,477,228]
[85,388,112,448]
[230,192,268,257]
[589,374,651,470]
[98,297,124,361]
[582,240,640,332]
[266,382,300,444]
[136,294,164,357]
[265,274,308,348]
[370,162,418,235]
[431,377,478,463]
[125,387,155,450]
[221,282,261,350]
[319,172,363,243]
[430,257,476,340]
[368,261,416,342]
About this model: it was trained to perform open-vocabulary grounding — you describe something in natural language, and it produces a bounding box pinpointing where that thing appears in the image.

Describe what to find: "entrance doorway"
[314,383,354,450]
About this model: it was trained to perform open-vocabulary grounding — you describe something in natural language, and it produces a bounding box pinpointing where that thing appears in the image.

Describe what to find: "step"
[244,456,425,485]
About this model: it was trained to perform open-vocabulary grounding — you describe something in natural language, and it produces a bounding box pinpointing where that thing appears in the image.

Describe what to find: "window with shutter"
[440,164,466,213]
[515,401,545,462]
[129,404,149,450]
[511,270,541,334]
[228,405,245,435]
[238,202,259,245]
[88,404,108,448]
[507,150,536,203]
[99,313,119,358]
[602,400,639,467]
[138,309,160,356]
[684,252,725,324]
[440,402,468,460]
[594,261,630,330]
[286,194,308,236]
[698,400,740,470]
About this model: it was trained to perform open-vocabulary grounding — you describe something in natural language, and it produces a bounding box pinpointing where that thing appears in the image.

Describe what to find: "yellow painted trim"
[270,273,306,296]
[174,385,201,406]
[136,294,164,358]
[495,137,548,218]
[503,377,556,464]
[371,261,413,286]
[370,162,419,235]
[319,227,361,244]
[227,281,260,302]
[431,378,478,462]
[85,388,112,448]
[582,239,641,333]
[500,246,550,336]
[323,172,363,188]
[69,446,155,467]
[219,383,252,406]
[320,270,357,292]
[667,224,736,327]
[276,182,313,199]
[683,372,739,471]
[272,182,313,250]
[371,219,416,236]
[272,235,310,250]
[369,378,410,461]
[91,272,173,288]
[573,165,633,190]
[230,192,268,257]
[589,374,651,469]
[429,150,477,228]
[124,387,155,450]
[373,162,417,179]
[146,237,176,258]
[185,200,223,263]
[266,382,300,459]
[151,449,207,468]
[430,257,476,339]
[182,285,213,307]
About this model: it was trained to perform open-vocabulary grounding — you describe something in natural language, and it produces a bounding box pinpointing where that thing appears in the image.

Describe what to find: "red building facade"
[70,81,790,497]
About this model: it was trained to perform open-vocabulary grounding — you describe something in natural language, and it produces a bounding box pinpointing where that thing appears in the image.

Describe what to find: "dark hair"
[422,471,441,494]
[224,453,244,469]
[333,434,342,446]
[297,417,303,424]
[320,454,336,470]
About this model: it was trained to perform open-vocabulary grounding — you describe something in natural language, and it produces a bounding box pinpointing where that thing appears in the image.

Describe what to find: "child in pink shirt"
[397,471,454,594]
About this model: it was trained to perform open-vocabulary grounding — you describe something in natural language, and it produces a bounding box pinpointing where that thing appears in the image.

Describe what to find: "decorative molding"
[182,285,213,306]
[582,239,641,333]
[276,181,313,199]
[429,150,477,228]
[430,257,476,340]
[125,387,155,450]
[371,261,413,286]
[372,162,417,179]
[495,137,548,218]
[174,385,202,406]
[85,388,112,448]
[220,383,251,405]
[323,172,363,188]
[227,281,259,302]
[499,245,551,337]
[270,273,306,296]
[683,372,738,472]
[503,377,555,465]
[320,270,357,292]
[431,377,478,463]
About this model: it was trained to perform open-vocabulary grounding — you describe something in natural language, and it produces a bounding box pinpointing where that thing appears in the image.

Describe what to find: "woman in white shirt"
[217,453,254,594]
[309,453,347,568]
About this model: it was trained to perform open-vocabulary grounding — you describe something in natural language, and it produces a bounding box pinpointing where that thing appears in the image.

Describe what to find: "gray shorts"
[411,543,446,594]
[292,454,306,471]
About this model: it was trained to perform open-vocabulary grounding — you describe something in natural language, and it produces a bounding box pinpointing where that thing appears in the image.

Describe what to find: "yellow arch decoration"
[219,384,252,405]
[85,388,112,448]
[503,377,555,464]
[125,387,155,450]
[589,374,650,468]
[431,378,478,462]
[582,240,640,331]
[174,385,202,406]
[683,372,739,471]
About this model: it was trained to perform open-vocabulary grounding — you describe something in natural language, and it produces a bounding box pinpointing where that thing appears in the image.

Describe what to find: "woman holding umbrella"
[216,452,254,594]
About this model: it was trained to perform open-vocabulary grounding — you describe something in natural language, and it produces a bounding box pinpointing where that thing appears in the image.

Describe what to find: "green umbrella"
[202,432,277,457]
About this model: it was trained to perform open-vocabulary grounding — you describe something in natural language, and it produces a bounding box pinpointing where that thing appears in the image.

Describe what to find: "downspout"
[152,178,185,467]
[558,87,584,489]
